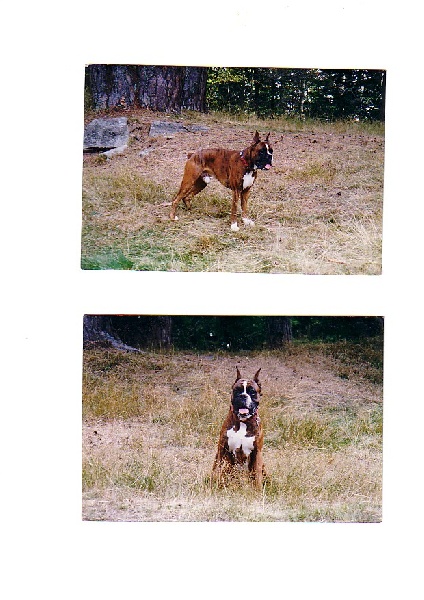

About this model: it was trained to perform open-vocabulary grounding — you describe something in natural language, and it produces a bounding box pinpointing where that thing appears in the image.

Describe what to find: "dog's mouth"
[237,408,254,420]
[256,162,272,170]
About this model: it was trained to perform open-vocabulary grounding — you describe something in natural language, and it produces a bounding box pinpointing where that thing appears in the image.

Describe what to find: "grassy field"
[81,110,384,274]
[82,340,383,522]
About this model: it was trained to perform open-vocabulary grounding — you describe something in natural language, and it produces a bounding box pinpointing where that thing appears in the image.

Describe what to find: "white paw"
[170,215,179,221]
[231,222,240,232]
[242,218,255,226]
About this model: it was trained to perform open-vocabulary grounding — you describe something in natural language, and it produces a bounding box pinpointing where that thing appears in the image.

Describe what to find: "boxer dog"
[169,132,273,230]
[212,367,265,488]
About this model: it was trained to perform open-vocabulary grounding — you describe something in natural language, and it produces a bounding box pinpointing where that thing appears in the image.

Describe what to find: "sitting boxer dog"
[169,131,273,231]
[212,367,265,488]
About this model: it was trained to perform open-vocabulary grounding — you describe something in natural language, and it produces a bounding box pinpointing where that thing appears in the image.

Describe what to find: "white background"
[3,1,423,598]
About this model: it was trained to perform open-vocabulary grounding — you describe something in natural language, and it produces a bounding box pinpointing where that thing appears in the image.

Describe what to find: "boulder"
[84,117,129,151]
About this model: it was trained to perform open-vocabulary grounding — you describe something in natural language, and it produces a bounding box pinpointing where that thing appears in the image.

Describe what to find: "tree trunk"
[267,317,293,347]
[83,315,140,352]
[146,316,173,348]
[85,65,208,112]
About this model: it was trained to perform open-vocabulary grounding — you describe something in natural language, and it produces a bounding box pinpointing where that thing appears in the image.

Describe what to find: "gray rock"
[149,120,188,137]
[149,120,209,137]
[101,145,128,158]
[84,117,129,151]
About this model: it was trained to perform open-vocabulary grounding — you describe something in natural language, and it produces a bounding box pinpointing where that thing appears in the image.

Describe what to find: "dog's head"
[231,367,262,421]
[249,131,273,170]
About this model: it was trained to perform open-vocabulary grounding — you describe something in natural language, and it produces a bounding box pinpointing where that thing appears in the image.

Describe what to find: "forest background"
[85,66,386,122]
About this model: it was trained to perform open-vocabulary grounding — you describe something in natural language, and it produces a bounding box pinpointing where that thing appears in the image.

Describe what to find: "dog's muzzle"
[255,145,273,170]
[232,391,259,420]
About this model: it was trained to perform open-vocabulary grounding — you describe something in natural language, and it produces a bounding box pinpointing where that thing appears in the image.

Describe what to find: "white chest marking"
[243,171,255,189]
[227,422,255,456]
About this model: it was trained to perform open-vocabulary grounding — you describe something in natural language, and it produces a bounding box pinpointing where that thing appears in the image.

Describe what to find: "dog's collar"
[239,152,249,167]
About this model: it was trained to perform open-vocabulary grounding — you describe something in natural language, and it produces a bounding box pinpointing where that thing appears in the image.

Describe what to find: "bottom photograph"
[82,315,383,523]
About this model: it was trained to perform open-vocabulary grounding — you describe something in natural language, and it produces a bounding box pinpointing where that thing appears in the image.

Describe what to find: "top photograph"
[82,65,385,274]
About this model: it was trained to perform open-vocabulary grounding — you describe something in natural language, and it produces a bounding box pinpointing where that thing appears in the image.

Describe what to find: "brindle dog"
[169,132,273,230]
[212,368,265,488]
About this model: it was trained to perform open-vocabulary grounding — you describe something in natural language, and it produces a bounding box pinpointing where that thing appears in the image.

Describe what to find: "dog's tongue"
[239,408,250,415]
[264,164,271,169]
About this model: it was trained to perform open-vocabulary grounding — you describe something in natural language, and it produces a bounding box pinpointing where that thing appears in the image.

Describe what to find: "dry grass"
[82,344,383,522]
[81,110,384,274]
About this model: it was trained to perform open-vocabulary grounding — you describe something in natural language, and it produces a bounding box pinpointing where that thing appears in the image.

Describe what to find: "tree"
[267,317,293,347]
[85,65,207,112]
[108,316,173,349]
[83,315,172,351]
[83,315,140,352]
[207,67,386,121]
[145,316,173,348]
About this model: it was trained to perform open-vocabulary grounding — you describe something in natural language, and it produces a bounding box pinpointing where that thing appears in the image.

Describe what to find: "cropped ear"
[236,367,242,381]
[253,131,260,144]
[265,132,270,142]
[254,368,261,383]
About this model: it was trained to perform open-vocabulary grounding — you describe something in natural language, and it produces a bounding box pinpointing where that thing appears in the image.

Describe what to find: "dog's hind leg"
[170,175,207,221]
[183,176,207,209]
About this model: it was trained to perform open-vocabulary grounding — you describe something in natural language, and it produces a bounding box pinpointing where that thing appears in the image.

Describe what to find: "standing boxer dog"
[212,368,265,488]
[169,132,273,231]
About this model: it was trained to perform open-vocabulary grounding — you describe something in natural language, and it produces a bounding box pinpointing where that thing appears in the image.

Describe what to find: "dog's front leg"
[249,450,265,489]
[241,189,255,226]
[230,190,240,231]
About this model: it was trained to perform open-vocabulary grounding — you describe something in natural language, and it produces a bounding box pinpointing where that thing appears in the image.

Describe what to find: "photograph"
[82,65,385,274]
[82,315,383,522]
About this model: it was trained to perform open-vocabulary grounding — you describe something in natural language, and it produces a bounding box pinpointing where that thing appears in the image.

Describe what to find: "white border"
[5,1,423,598]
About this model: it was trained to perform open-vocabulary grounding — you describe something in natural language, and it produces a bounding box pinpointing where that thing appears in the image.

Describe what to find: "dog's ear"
[265,132,271,142]
[236,367,242,381]
[253,131,260,144]
[254,368,261,383]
